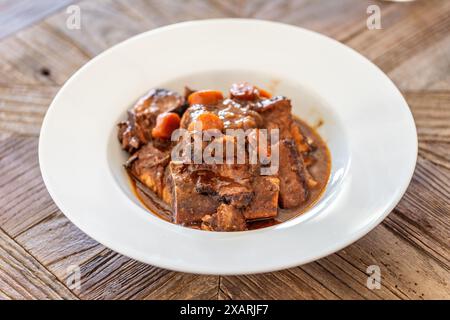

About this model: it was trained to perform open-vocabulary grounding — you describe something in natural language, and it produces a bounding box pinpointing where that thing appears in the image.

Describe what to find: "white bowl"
[39,19,417,275]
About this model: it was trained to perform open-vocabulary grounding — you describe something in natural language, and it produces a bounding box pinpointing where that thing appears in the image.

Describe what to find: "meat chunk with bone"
[169,162,220,225]
[277,139,308,208]
[252,96,309,208]
[243,176,280,220]
[168,160,258,225]
[193,163,255,209]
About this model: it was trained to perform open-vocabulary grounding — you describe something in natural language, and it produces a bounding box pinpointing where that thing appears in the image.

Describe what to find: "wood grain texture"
[0,138,59,236]
[75,249,218,300]
[0,227,77,299]
[346,0,450,88]
[0,0,77,39]
[0,0,448,300]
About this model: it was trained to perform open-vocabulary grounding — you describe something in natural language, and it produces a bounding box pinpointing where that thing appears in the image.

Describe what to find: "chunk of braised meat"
[277,139,308,208]
[125,142,171,201]
[180,103,212,129]
[169,161,259,227]
[193,164,255,209]
[161,164,173,205]
[292,123,318,188]
[118,89,186,153]
[201,204,247,232]
[189,133,257,206]
[255,96,313,154]
[291,122,313,154]
[254,96,294,139]
[243,176,280,220]
[230,82,260,101]
[251,96,311,208]
[171,151,279,223]
[229,82,272,101]
[217,99,263,130]
[168,128,272,226]
[169,162,220,225]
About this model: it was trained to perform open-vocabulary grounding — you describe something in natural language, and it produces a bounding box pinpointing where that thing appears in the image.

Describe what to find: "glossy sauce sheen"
[130,118,331,230]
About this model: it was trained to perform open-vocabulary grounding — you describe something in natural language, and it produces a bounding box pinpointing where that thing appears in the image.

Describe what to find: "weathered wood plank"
[221,220,449,300]
[44,0,232,57]
[336,222,449,300]
[0,0,76,40]
[389,35,450,91]
[13,23,91,85]
[221,269,337,300]
[0,138,59,237]
[14,211,105,280]
[388,92,450,265]
[389,158,450,263]
[71,248,218,300]
[0,84,59,135]
[346,0,450,90]
[0,25,90,134]
[42,0,392,57]
[0,227,77,299]
[300,255,396,299]
[251,0,393,41]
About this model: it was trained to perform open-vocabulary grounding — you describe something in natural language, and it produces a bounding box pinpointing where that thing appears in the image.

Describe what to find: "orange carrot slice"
[152,112,181,139]
[188,90,223,105]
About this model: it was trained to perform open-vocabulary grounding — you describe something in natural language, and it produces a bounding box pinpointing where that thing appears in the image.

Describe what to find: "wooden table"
[0,0,448,300]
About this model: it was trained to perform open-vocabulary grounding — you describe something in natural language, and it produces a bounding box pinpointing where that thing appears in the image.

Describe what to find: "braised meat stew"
[118,82,330,231]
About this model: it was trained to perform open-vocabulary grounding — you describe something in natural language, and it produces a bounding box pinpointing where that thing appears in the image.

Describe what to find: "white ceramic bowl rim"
[39,19,417,275]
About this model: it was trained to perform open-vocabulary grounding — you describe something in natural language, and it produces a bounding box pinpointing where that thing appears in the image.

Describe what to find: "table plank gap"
[0,227,78,299]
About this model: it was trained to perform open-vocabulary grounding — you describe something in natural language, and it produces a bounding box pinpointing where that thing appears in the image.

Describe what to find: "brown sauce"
[275,117,331,223]
[129,118,331,230]
[132,179,172,222]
